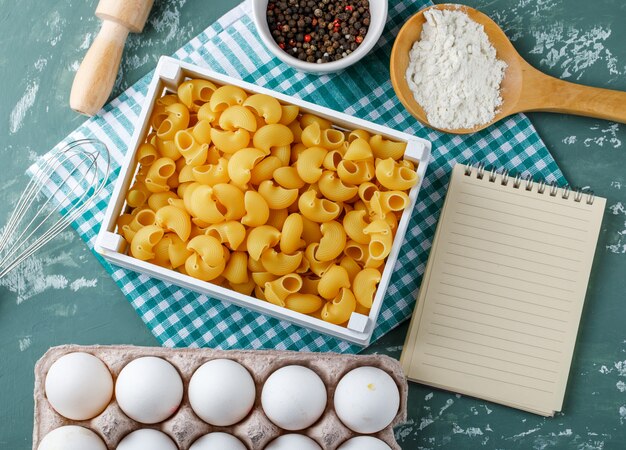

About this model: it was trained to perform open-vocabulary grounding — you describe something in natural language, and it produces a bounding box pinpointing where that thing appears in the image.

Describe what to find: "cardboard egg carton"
[33,345,408,450]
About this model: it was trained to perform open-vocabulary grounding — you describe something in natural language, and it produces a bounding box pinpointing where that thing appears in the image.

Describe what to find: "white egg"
[189,432,247,450]
[115,356,183,424]
[261,365,327,430]
[116,429,177,450]
[44,352,113,420]
[37,425,107,450]
[334,366,400,433]
[265,434,322,450]
[337,436,392,450]
[189,359,255,426]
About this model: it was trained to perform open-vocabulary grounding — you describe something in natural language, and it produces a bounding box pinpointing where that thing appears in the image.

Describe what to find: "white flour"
[405,9,507,130]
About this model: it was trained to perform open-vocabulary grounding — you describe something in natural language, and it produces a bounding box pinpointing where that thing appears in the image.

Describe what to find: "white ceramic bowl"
[251,0,388,73]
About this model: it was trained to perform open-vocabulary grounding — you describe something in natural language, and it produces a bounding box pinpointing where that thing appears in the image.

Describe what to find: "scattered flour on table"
[9,82,40,134]
[69,277,98,292]
[18,336,32,352]
[405,9,507,130]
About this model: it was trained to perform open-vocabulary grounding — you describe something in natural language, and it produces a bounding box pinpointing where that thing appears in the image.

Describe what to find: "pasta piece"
[177,79,217,111]
[137,143,158,166]
[185,253,226,282]
[301,216,322,244]
[127,181,150,208]
[270,145,291,166]
[252,271,279,286]
[316,221,346,261]
[264,274,302,306]
[339,256,361,283]
[157,103,190,140]
[284,294,323,314]
[253,124,294,153]
[321,288,356,324]
[300,113,332,129]
[343,210,370,244]
[204,221,247,251]
[168,234,192,268]
[258,180,298,209]
[188,184,225,224]
[278,104,299,125]
[343,138,373,161]
[242,191,270,227]
[375,158,418,190]
[150,94,178,129]
[116,213,133,231]
[364,219,393,260]
[337,159,375,185]
[129,209,156,231]
[301,276,320,295]
[249,156,282,185]
[156,137,181,160]
[348,129,371,143]
[322,150,343,171]
[296,147,327,183]
[130,225,164,260]
[227,148,265,187]
[301,122,344,149]
[229,279,256,296]
[222,251,249,284]
[261,249,303,276]
[209,85,247,112]
[280,213,305,254]
[213,183,246,220]
[266,208,289,230]
[273,166,305,190]
[305,243,333,277]
[150,234,172,267]
[243,94,282,124]
[155,205,191,241]
[379,191,410,212]
[298,190,341,223]
[353,268,382,308]
[318,171,358,202]
[210,128,251,154]
[146,158,176,192]
[187,235,225,266]
[193,158,230,185]
[192,119,212,145]
[287,120,303,144]
[219,105,258,132]
[246,225,281,260]
[175,129,208,167]
[369,134,406,160]
[197,102,221,123]
[318,265,351,300]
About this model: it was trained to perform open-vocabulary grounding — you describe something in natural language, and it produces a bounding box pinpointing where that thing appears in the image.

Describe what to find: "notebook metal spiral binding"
[463,161,595,205]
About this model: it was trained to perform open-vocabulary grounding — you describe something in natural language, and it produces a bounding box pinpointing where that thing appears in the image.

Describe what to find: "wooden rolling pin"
[70,0,154,116]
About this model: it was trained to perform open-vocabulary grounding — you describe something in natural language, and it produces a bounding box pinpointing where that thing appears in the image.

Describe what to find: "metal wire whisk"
[0,139,110,278]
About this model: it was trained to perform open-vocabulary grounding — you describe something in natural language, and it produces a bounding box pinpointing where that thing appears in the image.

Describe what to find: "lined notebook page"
[401,164,605,416]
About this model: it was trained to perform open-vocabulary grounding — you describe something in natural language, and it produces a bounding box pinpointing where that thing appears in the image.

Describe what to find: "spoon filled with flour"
[391,5,626,134]
[405,8,507,131]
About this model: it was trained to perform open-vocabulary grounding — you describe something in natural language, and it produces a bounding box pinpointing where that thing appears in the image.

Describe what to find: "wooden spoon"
[390,4,626,134]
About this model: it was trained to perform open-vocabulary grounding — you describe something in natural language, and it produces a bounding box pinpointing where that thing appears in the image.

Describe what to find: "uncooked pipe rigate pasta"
[117,79,419,327]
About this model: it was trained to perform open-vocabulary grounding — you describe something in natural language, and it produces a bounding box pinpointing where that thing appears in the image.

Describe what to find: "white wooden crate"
[96,56,431,346]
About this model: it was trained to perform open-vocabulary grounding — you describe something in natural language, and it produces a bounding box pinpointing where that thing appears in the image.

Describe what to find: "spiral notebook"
[400,163,605,416]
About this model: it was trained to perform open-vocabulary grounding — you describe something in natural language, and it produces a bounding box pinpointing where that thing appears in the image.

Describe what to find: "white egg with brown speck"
[337,436,392,450]
[334,366,400,433]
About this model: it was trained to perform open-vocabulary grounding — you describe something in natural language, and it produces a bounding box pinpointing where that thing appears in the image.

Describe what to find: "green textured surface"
[0,0,624,449]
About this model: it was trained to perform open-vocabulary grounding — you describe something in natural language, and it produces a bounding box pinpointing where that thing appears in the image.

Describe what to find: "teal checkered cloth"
[41,0,565,353]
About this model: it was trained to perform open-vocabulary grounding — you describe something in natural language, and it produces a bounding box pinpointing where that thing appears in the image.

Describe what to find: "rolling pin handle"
[69,21,130,116]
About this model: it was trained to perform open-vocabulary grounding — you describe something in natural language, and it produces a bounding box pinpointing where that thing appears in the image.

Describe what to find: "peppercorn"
[266,0,370,64]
